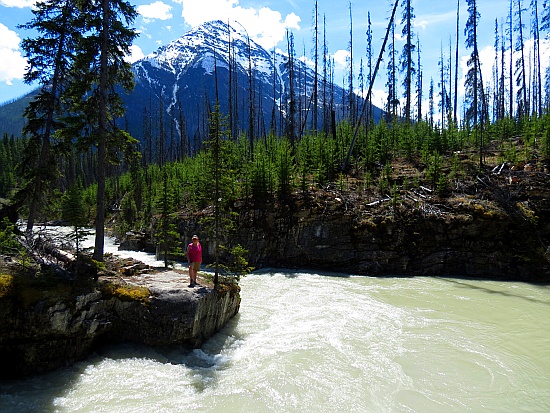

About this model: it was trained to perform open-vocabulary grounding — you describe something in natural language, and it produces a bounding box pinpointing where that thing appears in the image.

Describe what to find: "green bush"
[0,218,22,255]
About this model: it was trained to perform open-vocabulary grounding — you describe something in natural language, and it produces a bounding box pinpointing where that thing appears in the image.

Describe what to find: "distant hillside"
[0,92,36,137]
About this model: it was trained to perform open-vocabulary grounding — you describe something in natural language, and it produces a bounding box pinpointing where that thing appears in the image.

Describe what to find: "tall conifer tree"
[507,0,515,116]
[464,0,485,166]
[312,0,319,131]
[366,12,374,123]
[416,36,423,122]
[514,0,528,117]
[531,0,543,115]
[454,0,460,124]
[400,0,415,122]
[62,0,138,262]
[17,0,83,232]
[386,17,398,120]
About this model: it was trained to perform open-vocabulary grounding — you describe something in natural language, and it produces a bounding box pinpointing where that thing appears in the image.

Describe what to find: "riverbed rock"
[0,270,240,379]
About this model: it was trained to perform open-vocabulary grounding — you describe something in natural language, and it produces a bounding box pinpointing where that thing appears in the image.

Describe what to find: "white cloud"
[414,20,428,30]
[370,88,387,111]
[298,54,314,68]
[355,86,387,110]
[0,23,26,84]
[137,1,172,21]
[458,38,550,100]
[175,0,300,49]
[0,22,21,50]
[333,49,349,67]
[0,0,34,7]
[126,45,145,63]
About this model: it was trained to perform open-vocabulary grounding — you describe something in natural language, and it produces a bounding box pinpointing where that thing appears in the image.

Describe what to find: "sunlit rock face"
[0,277,240,379]
[190,182,550,282]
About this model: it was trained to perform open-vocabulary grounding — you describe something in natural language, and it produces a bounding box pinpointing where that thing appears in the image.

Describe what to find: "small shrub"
[471,202,503,219]
[99,282,151,305]
[215,244,254,284]
[517,202,538,224]
[0,218,22,255]
[10,271,74,307]
[215,282,241,297]
[0,274,14,299]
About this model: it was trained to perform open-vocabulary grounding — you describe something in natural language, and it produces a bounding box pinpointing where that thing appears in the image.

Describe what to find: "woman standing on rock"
[186,234,202,287]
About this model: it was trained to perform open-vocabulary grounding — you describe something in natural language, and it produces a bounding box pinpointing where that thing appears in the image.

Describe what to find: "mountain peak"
[139,19,273,78]
[126,20,376,148]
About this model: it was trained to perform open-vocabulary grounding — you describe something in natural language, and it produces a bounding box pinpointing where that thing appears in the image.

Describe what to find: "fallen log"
[33,237,76,264]
[366,196,390,207]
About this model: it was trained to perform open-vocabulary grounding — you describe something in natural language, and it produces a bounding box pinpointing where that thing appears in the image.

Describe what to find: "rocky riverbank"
[175,167,550,283]
[0,262,240,379]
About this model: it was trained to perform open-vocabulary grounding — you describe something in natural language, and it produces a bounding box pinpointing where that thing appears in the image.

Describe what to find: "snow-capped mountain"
[0,20,383,153]
[124,20,382,157]
[128,20,282,146]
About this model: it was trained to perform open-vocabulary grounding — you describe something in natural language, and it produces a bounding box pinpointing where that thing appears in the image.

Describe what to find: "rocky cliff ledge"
[177,170,550,282]
[0,268,240,379]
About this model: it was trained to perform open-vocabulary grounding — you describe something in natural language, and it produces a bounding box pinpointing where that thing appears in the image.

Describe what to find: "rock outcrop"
[0,270,240,379]
[192,172,550,282]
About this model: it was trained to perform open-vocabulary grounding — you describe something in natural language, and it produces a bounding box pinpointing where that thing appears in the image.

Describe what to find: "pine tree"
[464,0,485,166]
[286,30,297,147]
[499,19,507,118]
[366,12,374,123]
[358,59,365,127]
[531,0,543,116]
[347,1,355,123]
[16,0,84,232]
[507,0,515,116]
[464,0,480,125]
[514,0,528,117]
[62,0,139,262]
[415,36,423,122]
[400,0,415,122]
[312,0,319,131]
[155,170,180,268]
[270,48,278,135]
[248,48,255,153]
[429,78,435,126]
[62,184,89,258]
[204,101,233,285]
[438,44,449,128]
[386,17,398,120]
[322,14,329,135]
[454,0,460,124]
[493,19,502,121]
[227,21,236,139]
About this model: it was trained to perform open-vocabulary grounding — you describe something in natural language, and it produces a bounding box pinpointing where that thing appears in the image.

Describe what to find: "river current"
[0,233,549,412]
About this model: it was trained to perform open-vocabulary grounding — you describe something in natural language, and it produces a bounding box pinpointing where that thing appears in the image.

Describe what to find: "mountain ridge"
[0,20,383,151]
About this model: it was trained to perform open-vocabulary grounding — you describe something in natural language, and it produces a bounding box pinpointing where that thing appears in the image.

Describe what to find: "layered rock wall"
[233,206,549,281]
[195,186,550,282]
[0,283,240,379]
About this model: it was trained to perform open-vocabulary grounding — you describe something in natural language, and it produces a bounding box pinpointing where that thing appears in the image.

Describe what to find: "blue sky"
[1,0,549,113]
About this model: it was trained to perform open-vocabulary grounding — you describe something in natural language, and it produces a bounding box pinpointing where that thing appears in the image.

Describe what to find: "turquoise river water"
[0,234,549,412]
